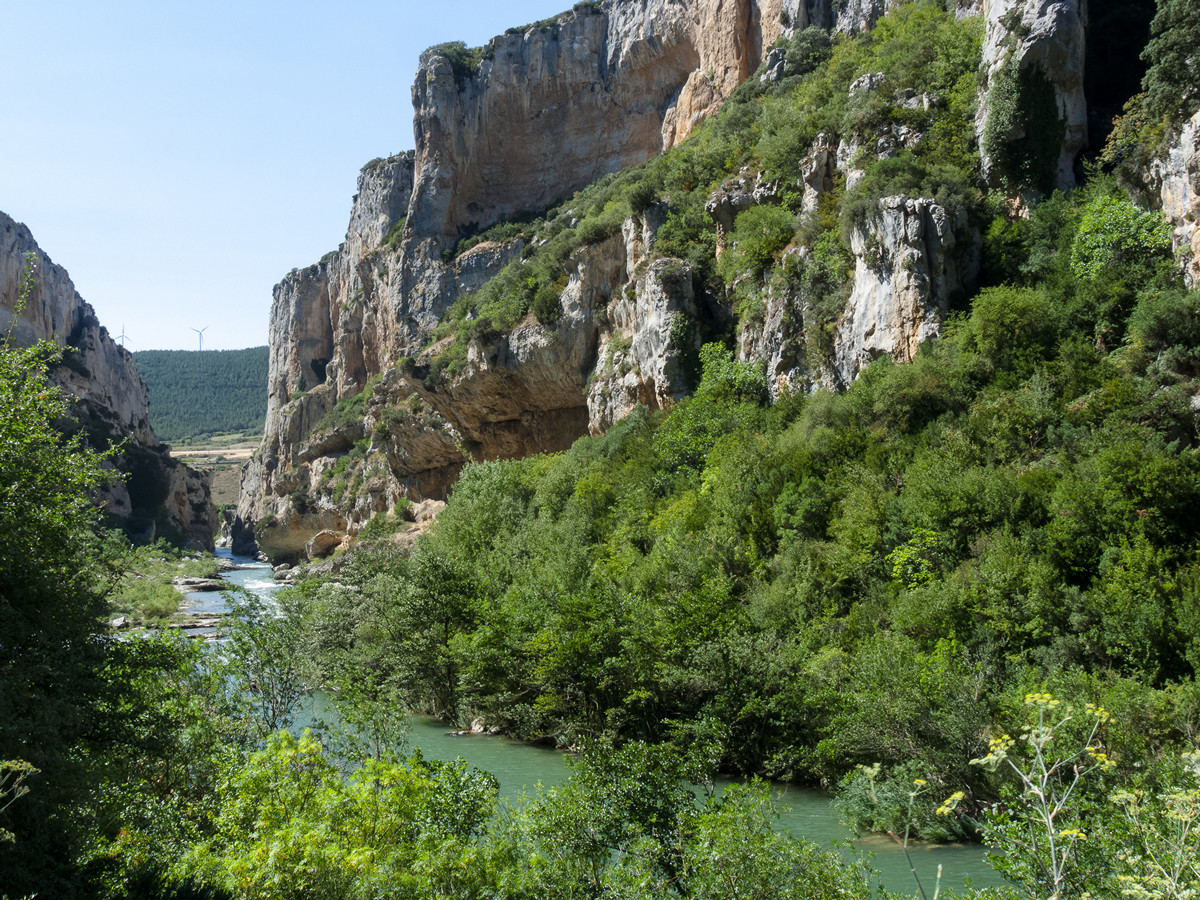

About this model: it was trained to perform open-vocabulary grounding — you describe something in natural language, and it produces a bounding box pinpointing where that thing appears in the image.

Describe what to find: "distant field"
[134,347,268,444]
[171,436,259,507]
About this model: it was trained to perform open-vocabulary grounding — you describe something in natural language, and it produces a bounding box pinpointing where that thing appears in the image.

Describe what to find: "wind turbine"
[190,326,208,352]
[115,324,130,348]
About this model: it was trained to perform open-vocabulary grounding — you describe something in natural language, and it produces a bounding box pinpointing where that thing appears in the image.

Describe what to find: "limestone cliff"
[976,0,1087,193]
[238,208,703,561]
[238,0,1091,562]
[0,212,217,550]
[1151,109,1200,288]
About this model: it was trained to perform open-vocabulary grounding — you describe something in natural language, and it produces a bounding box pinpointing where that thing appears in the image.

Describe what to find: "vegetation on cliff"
[211,0,1200,892]
[297,169,1200,797]
[421,4,984,385]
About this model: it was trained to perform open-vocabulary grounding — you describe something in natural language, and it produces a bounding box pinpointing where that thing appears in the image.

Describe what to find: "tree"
[222,587,307,738]
[0,254,114,893]
[1142,0,1200,123]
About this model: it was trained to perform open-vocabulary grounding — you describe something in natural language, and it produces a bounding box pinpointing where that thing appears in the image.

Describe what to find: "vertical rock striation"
[1151,110,1200,288]
[977,0,1088,192]
[833,197,979,388]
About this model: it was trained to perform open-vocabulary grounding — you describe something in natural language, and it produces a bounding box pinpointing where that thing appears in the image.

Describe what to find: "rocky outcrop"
[733,196,980,399]
[1151,110,1200,288]
[239,0,1069,561]
[588,246,703,430]
[265,154,416,430]
[833,197,979,388]
[0,212,216,549]
[735,252,811,400]
[0,215,156,446]
[407,1,791,250]
[239,199,712,561]
[977,0,1087,192]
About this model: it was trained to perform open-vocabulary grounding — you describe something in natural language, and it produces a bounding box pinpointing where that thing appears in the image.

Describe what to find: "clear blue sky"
[1,0,569,350]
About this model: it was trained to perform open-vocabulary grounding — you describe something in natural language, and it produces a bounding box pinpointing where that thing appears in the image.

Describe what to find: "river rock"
[171,577,226,594]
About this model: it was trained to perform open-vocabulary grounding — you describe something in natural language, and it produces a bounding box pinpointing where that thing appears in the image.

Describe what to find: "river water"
[200,549,1006,893]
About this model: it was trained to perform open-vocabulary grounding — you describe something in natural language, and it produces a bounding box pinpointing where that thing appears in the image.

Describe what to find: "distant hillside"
[133,347,268,443]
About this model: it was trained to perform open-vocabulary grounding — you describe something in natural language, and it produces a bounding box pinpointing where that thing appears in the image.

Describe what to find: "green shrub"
[1100,94,1170,189]
[1141,0,1200,122]
[358,511,402,543]
[1069,195,1174,282]
[718,205,796,283]
[835,760,973,842]
[1125,289,1200,378]
[432,41,485,88]
[576,208,625,245]
[755,97,816,181]
[531,281,563,325]
[961,285,1061,378]
[318,390,365,434]
[841,153,975,240]
[780,26,833,80]
[382,217,406,250]
[451,216,536,259]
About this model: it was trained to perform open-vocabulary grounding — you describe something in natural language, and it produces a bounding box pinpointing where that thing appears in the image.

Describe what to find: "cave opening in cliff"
[1085,0,1156,155]
[310,357,329,384]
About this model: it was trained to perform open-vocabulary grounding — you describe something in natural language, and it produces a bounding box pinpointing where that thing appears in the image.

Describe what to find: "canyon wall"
[1152,109,1200,288]
[976,0,1088,192]
[238,0,1086,562]
[1,212,217,550]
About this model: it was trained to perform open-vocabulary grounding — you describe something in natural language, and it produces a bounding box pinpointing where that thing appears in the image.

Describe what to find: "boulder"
[306,529,349,560]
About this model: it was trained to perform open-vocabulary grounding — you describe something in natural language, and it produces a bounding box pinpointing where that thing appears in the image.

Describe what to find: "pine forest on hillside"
[133,346,268,443]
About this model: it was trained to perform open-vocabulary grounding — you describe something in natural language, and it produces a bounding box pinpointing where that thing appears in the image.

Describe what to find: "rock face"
[833,197,979,388]
[735,200,978,400]
[240,0,815,559]
[1151,110,1200,288]
[977,0,1087,192]
[399,0,808,327]
[239,204,703,562]
[238,0,1085,561]
[0,212,217,549]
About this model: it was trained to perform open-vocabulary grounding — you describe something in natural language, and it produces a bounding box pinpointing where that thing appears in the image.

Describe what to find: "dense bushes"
[1140,0,1200,122]
[288,159,1200,852]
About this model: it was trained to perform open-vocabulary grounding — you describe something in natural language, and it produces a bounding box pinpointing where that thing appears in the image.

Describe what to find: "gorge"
[5,0,1200,895]
[234,0,1199,565]
[0,212,216,549]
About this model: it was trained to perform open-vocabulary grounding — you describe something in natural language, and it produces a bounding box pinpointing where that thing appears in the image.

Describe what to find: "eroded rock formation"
[238,0,1089,562]
[833,197,979,388]
[977,0,1088,192]
[1151,109,1200,288]
[0,212,217,550]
